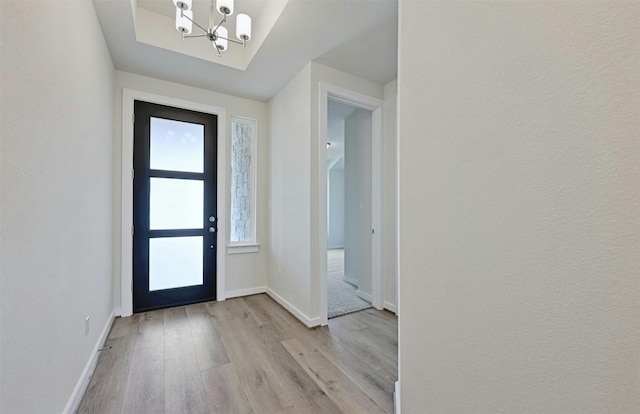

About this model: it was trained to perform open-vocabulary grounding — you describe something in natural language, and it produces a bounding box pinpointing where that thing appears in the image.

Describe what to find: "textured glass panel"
[149,236,203,291]
[150,178,203,230]
[150,117,204,173]
[230,120,253,242]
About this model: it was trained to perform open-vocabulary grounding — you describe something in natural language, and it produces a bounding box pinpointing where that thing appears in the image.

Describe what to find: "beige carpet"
[327,249,371,318]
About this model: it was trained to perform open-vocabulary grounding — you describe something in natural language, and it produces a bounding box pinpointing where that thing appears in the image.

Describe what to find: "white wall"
[112,71,269,311]
[0,1,115,413]
[398,2,640,413]
[327,167,345,249]
[327,112,345,249]
[344,109,373,295]
[327,114,345,145]
[383,80,397,312]
[268,64,313,318]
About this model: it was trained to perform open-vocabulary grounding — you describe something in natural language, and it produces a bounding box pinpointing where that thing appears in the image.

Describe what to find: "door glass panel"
[150,178,203,230]
[150,117,204,173]
[149,236,203,291]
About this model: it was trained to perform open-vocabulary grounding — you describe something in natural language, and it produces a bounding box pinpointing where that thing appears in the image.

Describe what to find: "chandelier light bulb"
[236,13,251,41]
[173,0,192,11]
[216,0,234,16]
[175,8,193,34]
[214,26,228,51]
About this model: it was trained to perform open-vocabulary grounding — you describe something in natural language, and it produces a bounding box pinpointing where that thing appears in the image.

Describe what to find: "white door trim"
[120,88,227,316]
[318,83,384,325]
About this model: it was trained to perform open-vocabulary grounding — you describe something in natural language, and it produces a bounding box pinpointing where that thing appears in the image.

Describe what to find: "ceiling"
[92,0,398,102]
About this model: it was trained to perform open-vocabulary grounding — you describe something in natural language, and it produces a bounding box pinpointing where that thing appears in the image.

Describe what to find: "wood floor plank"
[222,297,263,324]
[77,335,133,414]
[201,363,254,414]
[131,310,164,350]
[165,349,209,414]
[347,326,398,364]
[340,310,399,366]
[163,307,194,360]
[349,308,398,340]
[330,325,397,378]
[121,338,165,414]
[206,297,261,324]
[216,318,292,414]
[245,323,343,414]
[273,407,298,414]
[205,300,236,321]
[161,306,209,413]
[108,316,134,339]
[282,337,386,414]
[242,294,277,325]
[305,327,395,413]
[326,312,368,333]
[185,303,230,371]
[243,294,310,341]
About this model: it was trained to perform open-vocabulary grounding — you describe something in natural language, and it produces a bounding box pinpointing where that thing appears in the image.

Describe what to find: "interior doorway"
[327,100,374,318]
[319,83,385,325]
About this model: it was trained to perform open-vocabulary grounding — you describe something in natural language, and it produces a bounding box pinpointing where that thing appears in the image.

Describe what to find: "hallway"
[78,294,398,414]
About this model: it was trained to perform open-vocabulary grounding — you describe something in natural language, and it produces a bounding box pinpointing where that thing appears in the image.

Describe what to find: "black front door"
[133,100,217,313]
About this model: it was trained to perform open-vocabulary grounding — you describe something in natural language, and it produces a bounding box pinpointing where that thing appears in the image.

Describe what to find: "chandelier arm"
[176,2,249,55]
[180,9,209,34]
[209,1,215,31]
[212,39,222,57]
[212,14,227,34]
[215,35,244,46]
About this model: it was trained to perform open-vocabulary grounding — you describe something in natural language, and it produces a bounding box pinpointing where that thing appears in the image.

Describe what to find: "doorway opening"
[319,83,384,325]
[327,100,374,318]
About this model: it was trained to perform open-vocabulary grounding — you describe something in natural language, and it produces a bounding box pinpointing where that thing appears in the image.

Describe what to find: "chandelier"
[173,0,252,56]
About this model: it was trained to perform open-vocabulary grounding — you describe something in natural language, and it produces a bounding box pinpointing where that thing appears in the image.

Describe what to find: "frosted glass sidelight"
[230,119,254,242]
[150,117,204,173]
[150,178,203,230]
[149,236,203,291]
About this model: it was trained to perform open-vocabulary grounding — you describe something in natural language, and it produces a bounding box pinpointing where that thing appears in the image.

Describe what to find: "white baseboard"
[394,380,400,413]
[384,301,398,314]
[64,309,115,414]
[342,275,358,287]
[225,286,267,299]
[355,290,373,303]
[266,288,321,328]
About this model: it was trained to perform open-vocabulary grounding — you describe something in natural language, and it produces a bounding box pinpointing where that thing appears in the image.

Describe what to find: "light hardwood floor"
[77,294,398,414]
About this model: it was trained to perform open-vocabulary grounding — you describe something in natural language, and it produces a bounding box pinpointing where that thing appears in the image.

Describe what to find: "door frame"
[318,83,384,325]
[120,89,227,316]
